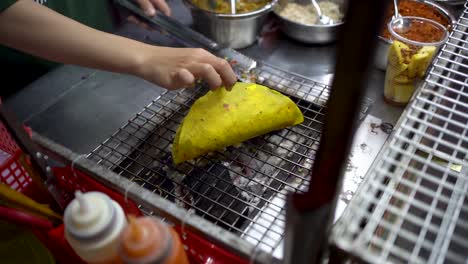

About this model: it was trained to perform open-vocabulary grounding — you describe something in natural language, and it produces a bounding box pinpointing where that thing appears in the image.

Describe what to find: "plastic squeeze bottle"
[64,191,127,264]
[119,216,189,264]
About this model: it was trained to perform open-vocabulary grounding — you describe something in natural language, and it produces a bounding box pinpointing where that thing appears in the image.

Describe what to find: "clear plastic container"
[384,16,448,106]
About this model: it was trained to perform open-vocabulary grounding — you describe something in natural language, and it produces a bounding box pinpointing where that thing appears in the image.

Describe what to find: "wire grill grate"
[88,62,371,258]
[332,3,468,264]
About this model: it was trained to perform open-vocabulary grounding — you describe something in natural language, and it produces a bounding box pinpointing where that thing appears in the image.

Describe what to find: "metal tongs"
[114,0,256,80]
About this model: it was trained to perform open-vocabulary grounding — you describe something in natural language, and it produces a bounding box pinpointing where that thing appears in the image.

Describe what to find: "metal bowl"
[183,0,277,49]
[374,0,455,70]
[272,0,346,44]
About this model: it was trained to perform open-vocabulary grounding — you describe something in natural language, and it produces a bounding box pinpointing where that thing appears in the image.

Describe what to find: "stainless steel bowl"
[373,0,455,70]
[272,0,346,44]
[183,0,277,49]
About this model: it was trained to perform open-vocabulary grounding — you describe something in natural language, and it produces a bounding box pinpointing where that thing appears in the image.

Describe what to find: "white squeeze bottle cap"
[64,191,127,263]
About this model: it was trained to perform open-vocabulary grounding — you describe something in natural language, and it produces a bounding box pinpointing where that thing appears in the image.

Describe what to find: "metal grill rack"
[332,3,468,264]
[88,62,371,260]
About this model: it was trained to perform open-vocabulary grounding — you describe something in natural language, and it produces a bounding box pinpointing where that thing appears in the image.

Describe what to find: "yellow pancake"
[172,82,304,164]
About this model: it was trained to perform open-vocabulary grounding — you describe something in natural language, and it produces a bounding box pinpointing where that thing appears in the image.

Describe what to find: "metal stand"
[282,0,389,263]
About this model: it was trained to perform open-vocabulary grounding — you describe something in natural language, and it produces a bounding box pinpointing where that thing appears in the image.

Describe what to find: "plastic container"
[383,16,448,106]
[0,121,32,193]
[64,191,127,263]
[119,216,189,264]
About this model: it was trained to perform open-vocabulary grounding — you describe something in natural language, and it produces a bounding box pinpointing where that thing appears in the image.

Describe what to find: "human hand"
[127,0,171,30]
[135,0,171,16]
[135,47,237,90]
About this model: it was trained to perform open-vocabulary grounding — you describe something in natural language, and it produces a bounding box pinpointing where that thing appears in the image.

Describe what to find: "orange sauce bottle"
[119,216,189,264]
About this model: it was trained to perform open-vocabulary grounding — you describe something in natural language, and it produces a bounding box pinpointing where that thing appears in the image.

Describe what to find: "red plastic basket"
[0,118,141,263]
[0,122,32,192]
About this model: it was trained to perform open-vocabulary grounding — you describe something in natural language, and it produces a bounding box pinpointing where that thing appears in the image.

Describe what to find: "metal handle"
[310,0,323,18]
[115,0,220,51]
[393,0,400,19]
[230,0,236,15]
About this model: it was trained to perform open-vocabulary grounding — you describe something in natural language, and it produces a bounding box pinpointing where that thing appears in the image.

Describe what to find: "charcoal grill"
[86,62,372,260]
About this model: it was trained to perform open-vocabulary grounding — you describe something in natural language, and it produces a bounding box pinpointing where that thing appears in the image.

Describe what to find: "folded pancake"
[172,82,304,164]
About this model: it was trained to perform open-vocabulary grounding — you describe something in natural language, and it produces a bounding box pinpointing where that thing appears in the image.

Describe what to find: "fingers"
[191,49,237,90]
[135,0,171,16]
[136,0,156,16]
[187,63,223,90]
[170,68,195,89]
[156,48,238,91]
[212,58,237,91]
[131,0,171,31]
[150,0,171,16]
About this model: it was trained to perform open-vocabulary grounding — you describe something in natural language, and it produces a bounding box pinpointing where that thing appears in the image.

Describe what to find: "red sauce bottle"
[118,216,189,264]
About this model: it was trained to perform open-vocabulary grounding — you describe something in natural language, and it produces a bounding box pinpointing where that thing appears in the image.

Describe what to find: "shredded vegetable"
[278,2,343,25]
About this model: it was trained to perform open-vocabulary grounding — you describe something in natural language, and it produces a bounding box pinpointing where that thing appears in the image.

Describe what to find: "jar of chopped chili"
[381,0,451,40]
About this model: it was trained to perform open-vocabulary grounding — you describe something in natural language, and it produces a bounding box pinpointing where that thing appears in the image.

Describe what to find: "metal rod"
[230,0,236,15]
[283,0,389,263]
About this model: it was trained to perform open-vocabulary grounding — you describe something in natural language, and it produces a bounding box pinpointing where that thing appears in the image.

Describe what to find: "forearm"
[0,0,237,90]
[0,0,149,76]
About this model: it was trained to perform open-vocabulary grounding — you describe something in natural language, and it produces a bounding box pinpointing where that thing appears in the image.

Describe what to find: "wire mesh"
[332,4,468,264]
[88,63,371,259]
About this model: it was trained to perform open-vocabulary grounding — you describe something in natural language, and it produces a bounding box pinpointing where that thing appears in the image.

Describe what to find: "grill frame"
[87,62,372,261]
